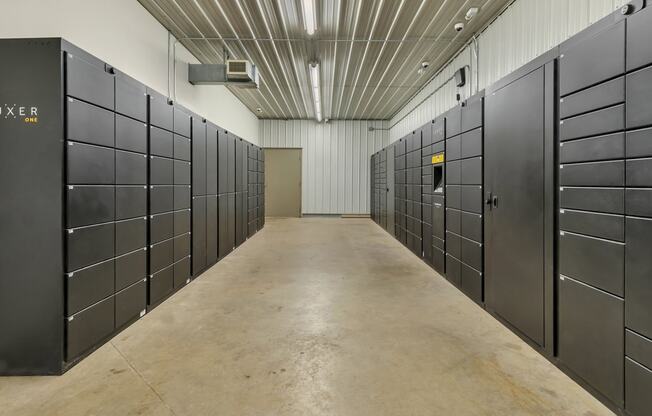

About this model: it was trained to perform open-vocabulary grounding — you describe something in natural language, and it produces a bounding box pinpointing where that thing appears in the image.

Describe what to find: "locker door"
[149,90,173,132]
[241,191,248,240]
[241,141,248,193]
[387,146,395,235]
[558,275,624,405]
[207,124,218,195]
[484,67,547,347]
[115,70,147,122]
[192,196,207,275]
[227,193,236,250]
[218,131,229,194]
[227,135,236,193]
[235,193,245,246]
[218,194,231,258]
[192,118,207,196]
[207,195,218,266]
[235,139,244,191]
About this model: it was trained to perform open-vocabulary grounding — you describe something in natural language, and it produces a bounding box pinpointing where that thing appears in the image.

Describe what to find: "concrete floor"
[0,218,613,416]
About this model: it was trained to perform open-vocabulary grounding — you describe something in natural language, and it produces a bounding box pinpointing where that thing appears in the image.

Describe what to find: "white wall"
[0,0,260,144]
[390,0,629,141]
[260,120,389,215]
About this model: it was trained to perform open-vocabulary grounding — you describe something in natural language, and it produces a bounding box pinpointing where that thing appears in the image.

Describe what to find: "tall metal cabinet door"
[218,131,229,194]
[387,146,395,235]
[235,139,244,191]
[235,193,245,246]
[227,136,236,193]
[207,195,218,266]
[558,275,624,406]
[241,142,248,193]
[207,124,218,195]
[218,194,230,258]
[192,196,207,275]
[227,194,236,250]
[484,67,546,347]
[192,119,207,196]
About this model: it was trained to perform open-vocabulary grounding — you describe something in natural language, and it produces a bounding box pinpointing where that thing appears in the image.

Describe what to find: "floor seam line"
[110,342,179,416]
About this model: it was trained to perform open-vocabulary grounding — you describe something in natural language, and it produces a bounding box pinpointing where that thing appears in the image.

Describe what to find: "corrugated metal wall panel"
[389,0,628,142]
[260,119,389,214]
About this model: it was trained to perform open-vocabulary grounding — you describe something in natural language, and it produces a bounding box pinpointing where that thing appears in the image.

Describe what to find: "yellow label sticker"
[432,153,445,164]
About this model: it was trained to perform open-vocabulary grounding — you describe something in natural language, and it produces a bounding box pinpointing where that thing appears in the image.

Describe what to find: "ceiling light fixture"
[302,0,317,35]
[309,62,322,122]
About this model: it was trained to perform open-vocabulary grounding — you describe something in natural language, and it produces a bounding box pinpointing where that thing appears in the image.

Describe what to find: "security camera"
[421,61,430,69]
[454,22,465,32]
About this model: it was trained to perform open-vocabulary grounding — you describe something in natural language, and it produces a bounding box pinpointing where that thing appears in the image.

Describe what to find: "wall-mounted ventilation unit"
[188,60,259,88]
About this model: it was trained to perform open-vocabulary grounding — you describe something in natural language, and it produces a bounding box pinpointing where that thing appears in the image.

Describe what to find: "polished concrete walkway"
[0,218,613,416]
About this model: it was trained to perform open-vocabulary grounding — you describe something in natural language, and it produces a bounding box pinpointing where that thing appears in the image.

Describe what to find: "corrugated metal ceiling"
[138,0,512,120]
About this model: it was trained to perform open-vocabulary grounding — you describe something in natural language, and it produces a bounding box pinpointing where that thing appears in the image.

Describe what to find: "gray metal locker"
[207,195,218,266]
[192,196,207,275]
[192,118,207,196]
[207,124,218,195]
[218,194,231,258]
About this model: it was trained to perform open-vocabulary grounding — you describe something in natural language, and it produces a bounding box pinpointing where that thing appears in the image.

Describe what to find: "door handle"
[485,192,493,211]
[492,195,498,208]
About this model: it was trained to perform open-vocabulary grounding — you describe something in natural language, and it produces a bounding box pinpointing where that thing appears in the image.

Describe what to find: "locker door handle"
[485,192,493,211]
[492,196,498,208]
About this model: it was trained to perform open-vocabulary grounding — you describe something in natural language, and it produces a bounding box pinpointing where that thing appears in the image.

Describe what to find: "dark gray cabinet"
[366,6,652,415]
[485,66,549,347]
[1,38,261,376]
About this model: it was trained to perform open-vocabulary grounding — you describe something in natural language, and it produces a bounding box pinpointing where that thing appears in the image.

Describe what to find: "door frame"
[263,147,302,217]
[483,50,557,358]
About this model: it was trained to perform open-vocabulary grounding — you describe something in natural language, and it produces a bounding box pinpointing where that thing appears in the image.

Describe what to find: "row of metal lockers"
[0,38,265,375]
[372,3,652,415]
